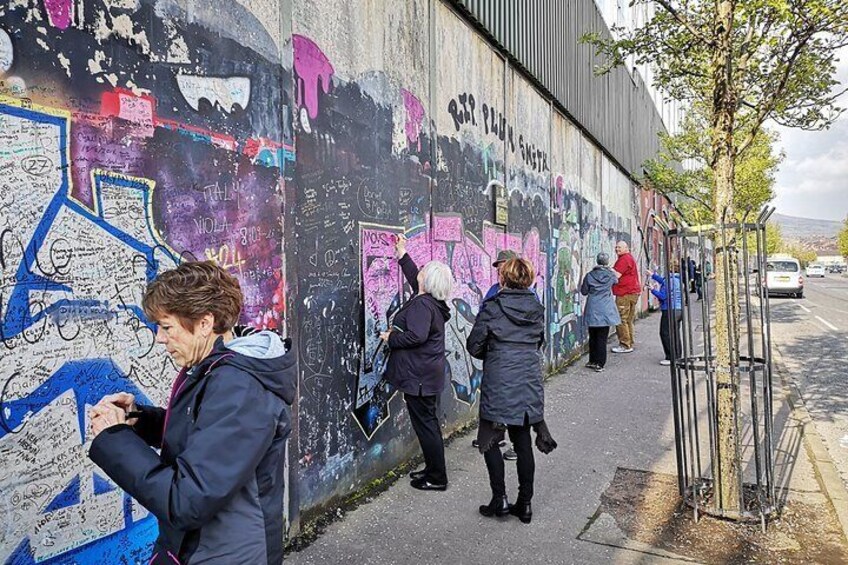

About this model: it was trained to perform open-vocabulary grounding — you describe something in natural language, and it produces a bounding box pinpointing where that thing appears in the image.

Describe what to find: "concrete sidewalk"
[286,313,836,564]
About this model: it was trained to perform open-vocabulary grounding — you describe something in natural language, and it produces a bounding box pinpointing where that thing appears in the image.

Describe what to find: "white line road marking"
[798,303,812,313]
[815,315,839,331]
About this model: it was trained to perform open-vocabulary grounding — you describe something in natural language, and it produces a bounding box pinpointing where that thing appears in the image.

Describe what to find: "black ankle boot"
[479,495,510,517]
[509,500,532,523]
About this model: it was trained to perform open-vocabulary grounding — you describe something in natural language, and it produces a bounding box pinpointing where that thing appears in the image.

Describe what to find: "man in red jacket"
[611,241,641,353]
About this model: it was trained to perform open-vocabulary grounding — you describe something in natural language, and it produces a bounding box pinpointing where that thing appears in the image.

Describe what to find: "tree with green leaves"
[780,243,817,267]
[764,221,784,255]
[838,217,848,259]
[644,107,784,225]
[585,0,848,514]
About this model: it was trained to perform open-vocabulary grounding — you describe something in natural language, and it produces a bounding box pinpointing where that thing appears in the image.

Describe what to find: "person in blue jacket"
[88,261,296,565]
[647,265,683,366]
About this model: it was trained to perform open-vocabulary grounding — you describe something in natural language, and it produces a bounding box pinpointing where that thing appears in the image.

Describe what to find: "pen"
[126,411,144,419]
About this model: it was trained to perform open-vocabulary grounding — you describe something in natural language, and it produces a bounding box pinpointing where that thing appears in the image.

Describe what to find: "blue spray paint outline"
[0,101,180,564]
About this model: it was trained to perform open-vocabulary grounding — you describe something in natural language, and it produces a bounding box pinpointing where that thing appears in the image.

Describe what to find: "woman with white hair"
[380,235,454,491]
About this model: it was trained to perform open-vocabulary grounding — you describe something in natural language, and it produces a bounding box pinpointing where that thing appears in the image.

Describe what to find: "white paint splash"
[87,50,107,74]
[57,52,71,77]
[5,75,26,95]
[126,79,149,96]
[0,28,12,74]
[104,0,141,9]
[93,9,151,54]
[167,33,190,64]
[176,75,251,113]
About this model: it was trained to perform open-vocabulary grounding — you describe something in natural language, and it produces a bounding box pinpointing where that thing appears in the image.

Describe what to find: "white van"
[766,257,804,298]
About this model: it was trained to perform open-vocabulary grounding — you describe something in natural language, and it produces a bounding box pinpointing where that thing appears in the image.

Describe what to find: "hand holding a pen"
[90,403,127,437]
[379,330,392,342]
[89,392,138,437]
[394,234,407,260]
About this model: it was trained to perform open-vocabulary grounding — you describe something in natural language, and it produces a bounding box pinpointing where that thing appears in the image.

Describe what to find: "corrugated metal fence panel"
[451,0,665,178]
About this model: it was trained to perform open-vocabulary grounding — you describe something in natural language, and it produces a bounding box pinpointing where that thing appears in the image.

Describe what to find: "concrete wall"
[0,0,293,562]
[0,0,670,561]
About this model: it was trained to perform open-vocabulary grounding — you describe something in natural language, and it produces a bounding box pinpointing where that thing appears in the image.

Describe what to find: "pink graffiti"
[44,0,73,30]
[365,218,546,308]
[432,213,463,242]
[401,88,425,148]
[293,35,335,120]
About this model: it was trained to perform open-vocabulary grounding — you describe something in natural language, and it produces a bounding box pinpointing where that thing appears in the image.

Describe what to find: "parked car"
[806,264,825,278]
[766,258,804,298]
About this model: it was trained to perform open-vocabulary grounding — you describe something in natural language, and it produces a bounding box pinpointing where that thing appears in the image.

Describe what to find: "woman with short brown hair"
[467,257,547,523]
[88,260,296,564]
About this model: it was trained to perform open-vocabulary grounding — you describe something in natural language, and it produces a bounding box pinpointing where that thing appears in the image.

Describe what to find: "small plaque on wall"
[493,181,508,226]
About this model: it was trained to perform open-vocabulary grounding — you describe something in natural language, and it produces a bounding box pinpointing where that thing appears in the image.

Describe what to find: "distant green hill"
[772,213,842,240]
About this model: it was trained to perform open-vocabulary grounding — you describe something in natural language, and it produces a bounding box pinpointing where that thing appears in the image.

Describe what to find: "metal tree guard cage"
[656,206,777,529]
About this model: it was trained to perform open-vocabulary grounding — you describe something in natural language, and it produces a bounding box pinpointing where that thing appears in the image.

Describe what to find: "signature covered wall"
[0,0,292,562]
[0,0,666,561]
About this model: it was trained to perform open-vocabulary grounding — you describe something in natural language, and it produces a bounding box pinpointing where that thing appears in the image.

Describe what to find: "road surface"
[769,274,848,492]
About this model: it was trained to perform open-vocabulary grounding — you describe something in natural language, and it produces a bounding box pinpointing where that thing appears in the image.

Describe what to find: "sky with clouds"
[771,48,848,222]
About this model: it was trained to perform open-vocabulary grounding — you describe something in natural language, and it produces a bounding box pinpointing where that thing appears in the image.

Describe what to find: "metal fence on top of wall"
[452,0,667,177]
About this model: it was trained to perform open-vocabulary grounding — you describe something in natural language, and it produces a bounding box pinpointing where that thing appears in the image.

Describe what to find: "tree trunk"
[711,0,741,514]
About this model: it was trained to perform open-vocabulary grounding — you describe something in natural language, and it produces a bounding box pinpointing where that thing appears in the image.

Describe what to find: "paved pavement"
[286,308,828,565]
[770,275,848,493]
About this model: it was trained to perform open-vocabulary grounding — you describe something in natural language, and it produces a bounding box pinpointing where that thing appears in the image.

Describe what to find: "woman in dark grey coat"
[467,258,545,524]
[580,252,622,372]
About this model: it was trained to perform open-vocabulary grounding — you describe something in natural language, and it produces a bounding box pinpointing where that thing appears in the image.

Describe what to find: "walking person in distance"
[647,265,683,366]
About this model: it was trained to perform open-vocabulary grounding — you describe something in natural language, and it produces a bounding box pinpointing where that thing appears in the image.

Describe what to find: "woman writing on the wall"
[380,235,454,491]
[88,261,296,564]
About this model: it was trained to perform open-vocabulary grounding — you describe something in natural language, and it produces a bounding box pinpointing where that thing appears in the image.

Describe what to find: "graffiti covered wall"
[290,0,656,517]
[0,0,292,562]
[1,0,669,560]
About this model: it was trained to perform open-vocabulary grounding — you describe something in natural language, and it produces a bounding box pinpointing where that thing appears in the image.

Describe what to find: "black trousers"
[484,422,535,502]
[405,393,447,484]
[659,309,683,361]
[588,326,609,367]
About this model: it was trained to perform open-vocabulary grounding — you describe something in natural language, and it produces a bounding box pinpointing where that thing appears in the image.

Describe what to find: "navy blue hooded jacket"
[466,289,545,426]
[384,254,452,397]
[89,331,296,565]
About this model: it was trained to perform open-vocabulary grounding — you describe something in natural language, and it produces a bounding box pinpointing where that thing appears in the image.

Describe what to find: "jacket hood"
[494,289,544,326]
[588,266,618,286]
[207,331,297,404]
[424,294,452,322]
